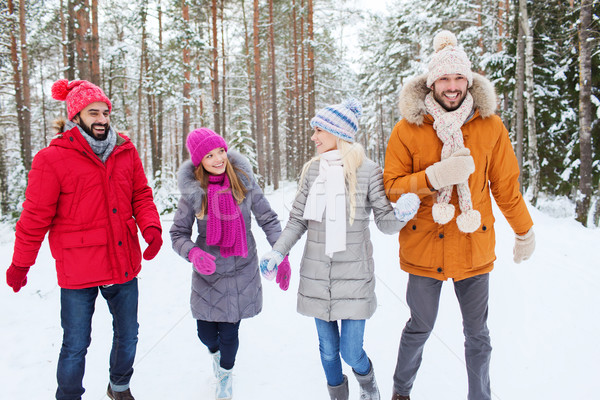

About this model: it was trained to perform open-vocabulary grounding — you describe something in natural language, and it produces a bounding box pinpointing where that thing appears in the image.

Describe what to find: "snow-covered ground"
[2,181,598,399]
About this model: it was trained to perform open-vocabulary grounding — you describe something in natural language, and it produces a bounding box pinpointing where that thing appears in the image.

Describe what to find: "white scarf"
[303,150,346,257]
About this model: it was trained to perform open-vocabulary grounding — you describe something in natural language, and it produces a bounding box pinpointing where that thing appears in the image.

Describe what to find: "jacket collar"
[398,72,497,126]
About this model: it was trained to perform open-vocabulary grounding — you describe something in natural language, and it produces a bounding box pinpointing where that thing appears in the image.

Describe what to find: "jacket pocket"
[59,228,112,285]
[126,218,142,270]
[400,221,443,270]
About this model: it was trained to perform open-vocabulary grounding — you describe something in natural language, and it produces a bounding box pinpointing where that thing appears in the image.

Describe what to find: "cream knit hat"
[426,30,473,88]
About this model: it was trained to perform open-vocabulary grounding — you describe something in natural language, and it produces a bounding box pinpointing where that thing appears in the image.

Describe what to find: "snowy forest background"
[0,0,599,226]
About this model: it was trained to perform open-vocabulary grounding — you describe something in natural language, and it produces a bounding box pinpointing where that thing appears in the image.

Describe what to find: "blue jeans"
[314,318,371,386]
[56,278,139,400]
[393,274,492,400]
[196,320,241,370]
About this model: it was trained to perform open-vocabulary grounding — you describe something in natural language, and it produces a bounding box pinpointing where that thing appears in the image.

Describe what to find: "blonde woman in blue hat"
[260,99,421,400]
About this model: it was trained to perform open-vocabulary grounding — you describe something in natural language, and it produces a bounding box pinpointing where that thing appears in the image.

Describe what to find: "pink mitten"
[276,256,291,291]
[189,247,217,275]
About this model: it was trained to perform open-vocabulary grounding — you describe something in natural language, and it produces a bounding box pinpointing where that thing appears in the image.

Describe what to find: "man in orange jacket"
[383,31,535,400]
[6,79,162,400]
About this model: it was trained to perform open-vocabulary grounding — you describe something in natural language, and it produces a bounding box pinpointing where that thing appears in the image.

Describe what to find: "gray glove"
[425,148,475,190]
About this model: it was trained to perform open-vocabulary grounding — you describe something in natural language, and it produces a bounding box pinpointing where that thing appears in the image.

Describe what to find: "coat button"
[125,272,129,278]
[113,208,117,213]
[118,241,122,246]
[482,225,487,231]
[437,267,443,273]
[412,225,416,230]
[438,233,444,239]
[69,137,74,142]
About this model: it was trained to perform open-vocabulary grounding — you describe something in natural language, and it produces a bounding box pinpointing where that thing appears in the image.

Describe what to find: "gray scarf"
[66,120,117,163]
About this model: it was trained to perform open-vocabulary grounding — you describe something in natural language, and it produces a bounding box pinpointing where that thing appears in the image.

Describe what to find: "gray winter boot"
[327,375,349,400]
[353,359,380,400]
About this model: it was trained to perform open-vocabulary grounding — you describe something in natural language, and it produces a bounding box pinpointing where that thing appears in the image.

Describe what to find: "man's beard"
[80,120,109,140]
[433,90,467,112]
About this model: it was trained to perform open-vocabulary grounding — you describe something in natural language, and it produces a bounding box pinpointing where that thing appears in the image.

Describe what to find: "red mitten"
[142,227,163,260]
[6,264,30,293]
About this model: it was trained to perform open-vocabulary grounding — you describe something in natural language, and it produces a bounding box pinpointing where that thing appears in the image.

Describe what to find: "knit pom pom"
[433,30,457,53]
[51,79,70,101]
[432,203,455,225]
[343,98,362,119]
[456,209,481,233]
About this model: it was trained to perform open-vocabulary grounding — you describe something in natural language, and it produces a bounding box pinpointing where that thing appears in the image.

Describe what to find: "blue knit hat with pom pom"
[310,98,362,143]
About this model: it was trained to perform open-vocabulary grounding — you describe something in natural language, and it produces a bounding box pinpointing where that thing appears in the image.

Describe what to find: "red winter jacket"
[11,125,161,289]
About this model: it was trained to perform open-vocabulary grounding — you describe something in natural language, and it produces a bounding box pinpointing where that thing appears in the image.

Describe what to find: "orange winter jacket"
[383,73,533,281]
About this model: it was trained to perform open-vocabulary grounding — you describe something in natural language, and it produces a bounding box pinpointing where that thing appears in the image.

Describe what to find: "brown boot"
[391,393,410,400]
[107,384,135,400]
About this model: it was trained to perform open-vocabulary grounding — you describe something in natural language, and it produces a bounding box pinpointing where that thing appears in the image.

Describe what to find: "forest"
[0,0,598,225]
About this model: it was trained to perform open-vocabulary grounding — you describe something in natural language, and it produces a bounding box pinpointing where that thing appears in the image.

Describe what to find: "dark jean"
[56,278,139,400]
[314,318,371,386]
[196,320,241,370]
[393,273,492,400]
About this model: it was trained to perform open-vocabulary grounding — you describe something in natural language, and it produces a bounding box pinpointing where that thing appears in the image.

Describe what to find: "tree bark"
[66,0,77,80]
[253,0,266,182]
[8,0,26,171]
[241,0,256,148]
[182,0,191,160]
[306,0,315,163]
[75,0,92,81]
[268,0,280,189]
[211,0,221,133]
[18,0,32,170]
[513,11,525,193]
[576,0,593,225]
[519,0,539,204]
[60,0,69,79]
[90,0,101,85]
[220,0,227,136]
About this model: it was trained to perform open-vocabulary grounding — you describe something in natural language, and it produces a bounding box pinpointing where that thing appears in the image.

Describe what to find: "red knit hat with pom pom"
[51,79,112,120]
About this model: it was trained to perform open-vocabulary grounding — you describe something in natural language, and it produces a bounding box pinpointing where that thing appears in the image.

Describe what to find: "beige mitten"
[425,148,475,190]
[513,229,535,263]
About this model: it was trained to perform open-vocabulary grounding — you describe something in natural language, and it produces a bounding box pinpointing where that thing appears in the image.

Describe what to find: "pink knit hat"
[186,128,228,167]
[426,31,473,88]
[51,79,112,120]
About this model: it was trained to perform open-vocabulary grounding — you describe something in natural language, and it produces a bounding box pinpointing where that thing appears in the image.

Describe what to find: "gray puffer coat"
[273,157,406,321]
[170,151,282,323]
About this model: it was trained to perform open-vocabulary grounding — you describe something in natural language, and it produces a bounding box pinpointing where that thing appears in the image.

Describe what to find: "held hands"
[142,227,163,260]
[189,247,217,275]
[6,264,30,293]
[425,148,475,190]
[259,250,284,281]
[260,250,291,290]
[513,229,535,264]
[394,193,421,222]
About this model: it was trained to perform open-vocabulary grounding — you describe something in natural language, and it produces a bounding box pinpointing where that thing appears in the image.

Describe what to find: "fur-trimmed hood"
[398,73,497,126]
[177,149,254,214]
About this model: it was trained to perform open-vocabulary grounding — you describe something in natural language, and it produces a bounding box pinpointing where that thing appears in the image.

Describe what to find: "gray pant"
[393,273,492,400]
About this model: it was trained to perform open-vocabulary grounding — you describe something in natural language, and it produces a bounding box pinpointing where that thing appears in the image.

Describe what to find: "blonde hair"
[298,138,365,224]
[194,159,248,218]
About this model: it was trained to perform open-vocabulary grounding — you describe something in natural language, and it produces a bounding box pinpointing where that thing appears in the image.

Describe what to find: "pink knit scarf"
[206,174,248,258]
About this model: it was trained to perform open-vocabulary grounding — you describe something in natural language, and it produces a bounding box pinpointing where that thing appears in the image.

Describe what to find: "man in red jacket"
[6,79,162,400]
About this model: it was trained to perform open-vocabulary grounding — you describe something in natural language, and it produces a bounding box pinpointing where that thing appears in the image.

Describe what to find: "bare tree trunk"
[513,12,525,193]
[60,0,69,79]
[157,0,164,175]
[300,0,307,165]
[292,0,301,174]
[90,0,100,85]
[268,0,280,189]
[211,0,221,133]
[8,0,26,171]
[66,0,77,80]
[253,0,266,182]
[220,0,227,136]
[241,0,256,147]
[576,0,593,225]
[75,0,92,81]
[18,0,32,170]
[136,0,148,154]
[182,0,191,160]
[519,0,538,204]
[307,0,315,162]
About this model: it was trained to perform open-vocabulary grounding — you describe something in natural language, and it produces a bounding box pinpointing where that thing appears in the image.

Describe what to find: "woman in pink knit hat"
[169,128,290,400]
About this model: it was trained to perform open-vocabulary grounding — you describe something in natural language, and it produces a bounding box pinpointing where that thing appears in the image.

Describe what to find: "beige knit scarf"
[424,91,481,233]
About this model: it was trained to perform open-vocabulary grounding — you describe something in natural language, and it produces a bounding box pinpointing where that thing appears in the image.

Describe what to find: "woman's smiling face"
[201,147,228,175]
[311,127,338,154]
